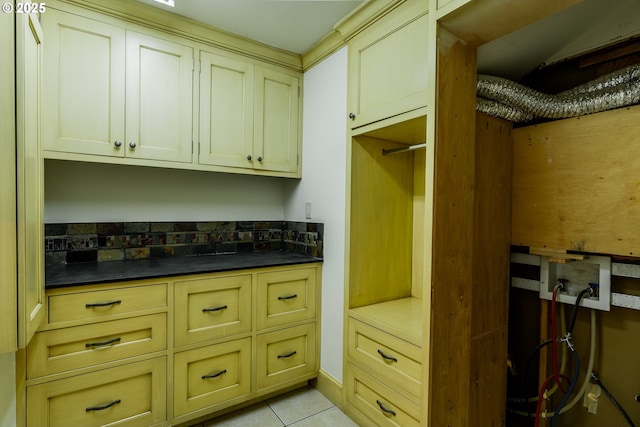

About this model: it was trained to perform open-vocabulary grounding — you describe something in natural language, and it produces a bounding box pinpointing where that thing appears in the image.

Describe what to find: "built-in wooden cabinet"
[19,263,321,426]
[199,50,301,174]
[40,0,302,178]
[14,8,46,351]
[42,9,194,164]
[347,0,428,130]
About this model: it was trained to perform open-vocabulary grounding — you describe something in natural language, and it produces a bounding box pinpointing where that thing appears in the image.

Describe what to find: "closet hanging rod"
[382,143,427,156]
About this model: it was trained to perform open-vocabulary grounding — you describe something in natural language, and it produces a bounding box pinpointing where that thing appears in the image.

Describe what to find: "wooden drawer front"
[27,313,166,379]
[256,323,317,390]
[173,338,251,417]
[174,274,251,347]
[256,268,316,330]
[348,318,421,400]
[48,284,167,326]
[346,364,420,427]
[27,357,166,427]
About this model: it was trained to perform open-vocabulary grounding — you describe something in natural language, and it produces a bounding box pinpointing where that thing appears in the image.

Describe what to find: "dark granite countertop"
[45,252,323,288]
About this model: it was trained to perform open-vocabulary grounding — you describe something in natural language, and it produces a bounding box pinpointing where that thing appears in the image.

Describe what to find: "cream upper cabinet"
[41,9,125,157]
[347,1,428,130]
[125,31,193,163]
[199,52,301,176]
[42,9,193,163]
[254,67,300,174]
[199,51,254,169]
[16,10,45,349]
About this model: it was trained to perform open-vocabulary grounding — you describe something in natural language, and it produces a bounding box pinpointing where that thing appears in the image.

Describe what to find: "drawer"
[256,267,316,330]
[348,318,421,401]
[174,274,251,347]
[47,283,167,326]
[256,323,317,390]
[345,363,421,427]
[26,357,166,427]
[173,337,251,417]
[27,313,167,379]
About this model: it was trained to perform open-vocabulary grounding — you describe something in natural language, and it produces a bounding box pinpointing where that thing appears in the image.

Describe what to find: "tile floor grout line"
[281,405,337,426]
[266,401,287,426]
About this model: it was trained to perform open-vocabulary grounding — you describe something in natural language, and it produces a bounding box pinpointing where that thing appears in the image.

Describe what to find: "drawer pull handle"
[202,369,227,379]
[86,399,121,412]
[377,349,398,363]
[376,400,397,417]
[85,300,122,308]
[278,294,298,300]
[85,337,121,348]
[277,350,297,359]
[202,305,228,312]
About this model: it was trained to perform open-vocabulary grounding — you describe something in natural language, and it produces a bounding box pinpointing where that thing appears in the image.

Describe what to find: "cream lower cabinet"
[21,263,321,426]
[42,7,193,164]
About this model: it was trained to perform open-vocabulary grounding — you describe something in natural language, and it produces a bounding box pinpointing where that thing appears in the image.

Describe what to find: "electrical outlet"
[539,255,611,311]
[305,201,312,219]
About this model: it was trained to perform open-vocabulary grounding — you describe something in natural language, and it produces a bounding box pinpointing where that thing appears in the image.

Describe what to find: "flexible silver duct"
[476,64,640,122]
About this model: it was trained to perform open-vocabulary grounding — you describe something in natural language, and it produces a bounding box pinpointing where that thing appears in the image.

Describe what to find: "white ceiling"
[132,0,640,79]
[132,0,365,54]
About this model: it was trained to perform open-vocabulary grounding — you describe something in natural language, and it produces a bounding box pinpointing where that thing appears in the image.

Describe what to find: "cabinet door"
[347,3,428,129]
[199,51,254,168]
[27,357,166,427]
[41,9,126,156]
[254,67,300,174]
[126,31,193,163]
[256,267,316,330]
[16,10,45,348]
[0,1,16,353]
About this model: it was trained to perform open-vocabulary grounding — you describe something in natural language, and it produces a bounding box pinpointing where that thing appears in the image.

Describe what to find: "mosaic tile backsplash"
[45,221,323,265]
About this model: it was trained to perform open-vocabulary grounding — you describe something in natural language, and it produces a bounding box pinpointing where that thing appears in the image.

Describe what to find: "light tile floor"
[192,386,360,427]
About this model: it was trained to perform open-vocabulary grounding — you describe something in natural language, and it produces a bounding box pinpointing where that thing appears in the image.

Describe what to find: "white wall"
[284,47,348,382]
[0,353,15,427]
[44,160,285,223]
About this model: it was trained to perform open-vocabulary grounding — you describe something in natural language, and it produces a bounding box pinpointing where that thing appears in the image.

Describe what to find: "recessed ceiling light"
[153,0,175,7]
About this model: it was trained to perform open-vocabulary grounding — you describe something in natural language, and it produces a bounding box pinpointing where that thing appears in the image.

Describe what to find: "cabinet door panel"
[173,338,251,416]
[199,51,254,168]
[348,4,428,128]
[126,31,193,163]
[254,67,299,173]
[16,11,45,348]
[256,267,316,330]
[174,275,251,347]
[42,10,125,156]
[27,357,166,427]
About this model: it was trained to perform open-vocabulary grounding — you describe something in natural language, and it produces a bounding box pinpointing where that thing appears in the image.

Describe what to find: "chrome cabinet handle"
[85,300,121,308]
[278,294,297,300]
[85,337,121,348]
[202,305,228,312]
[247,155,252,160]
[86,399,121,412]
[114,140,122,148]
[349,112,356,120]
[277,350,297,359]
[202,369,227,379]
[129,142,136,149]
[376,400,396,416]
[257,156,263,162]
[377,349,398,363]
